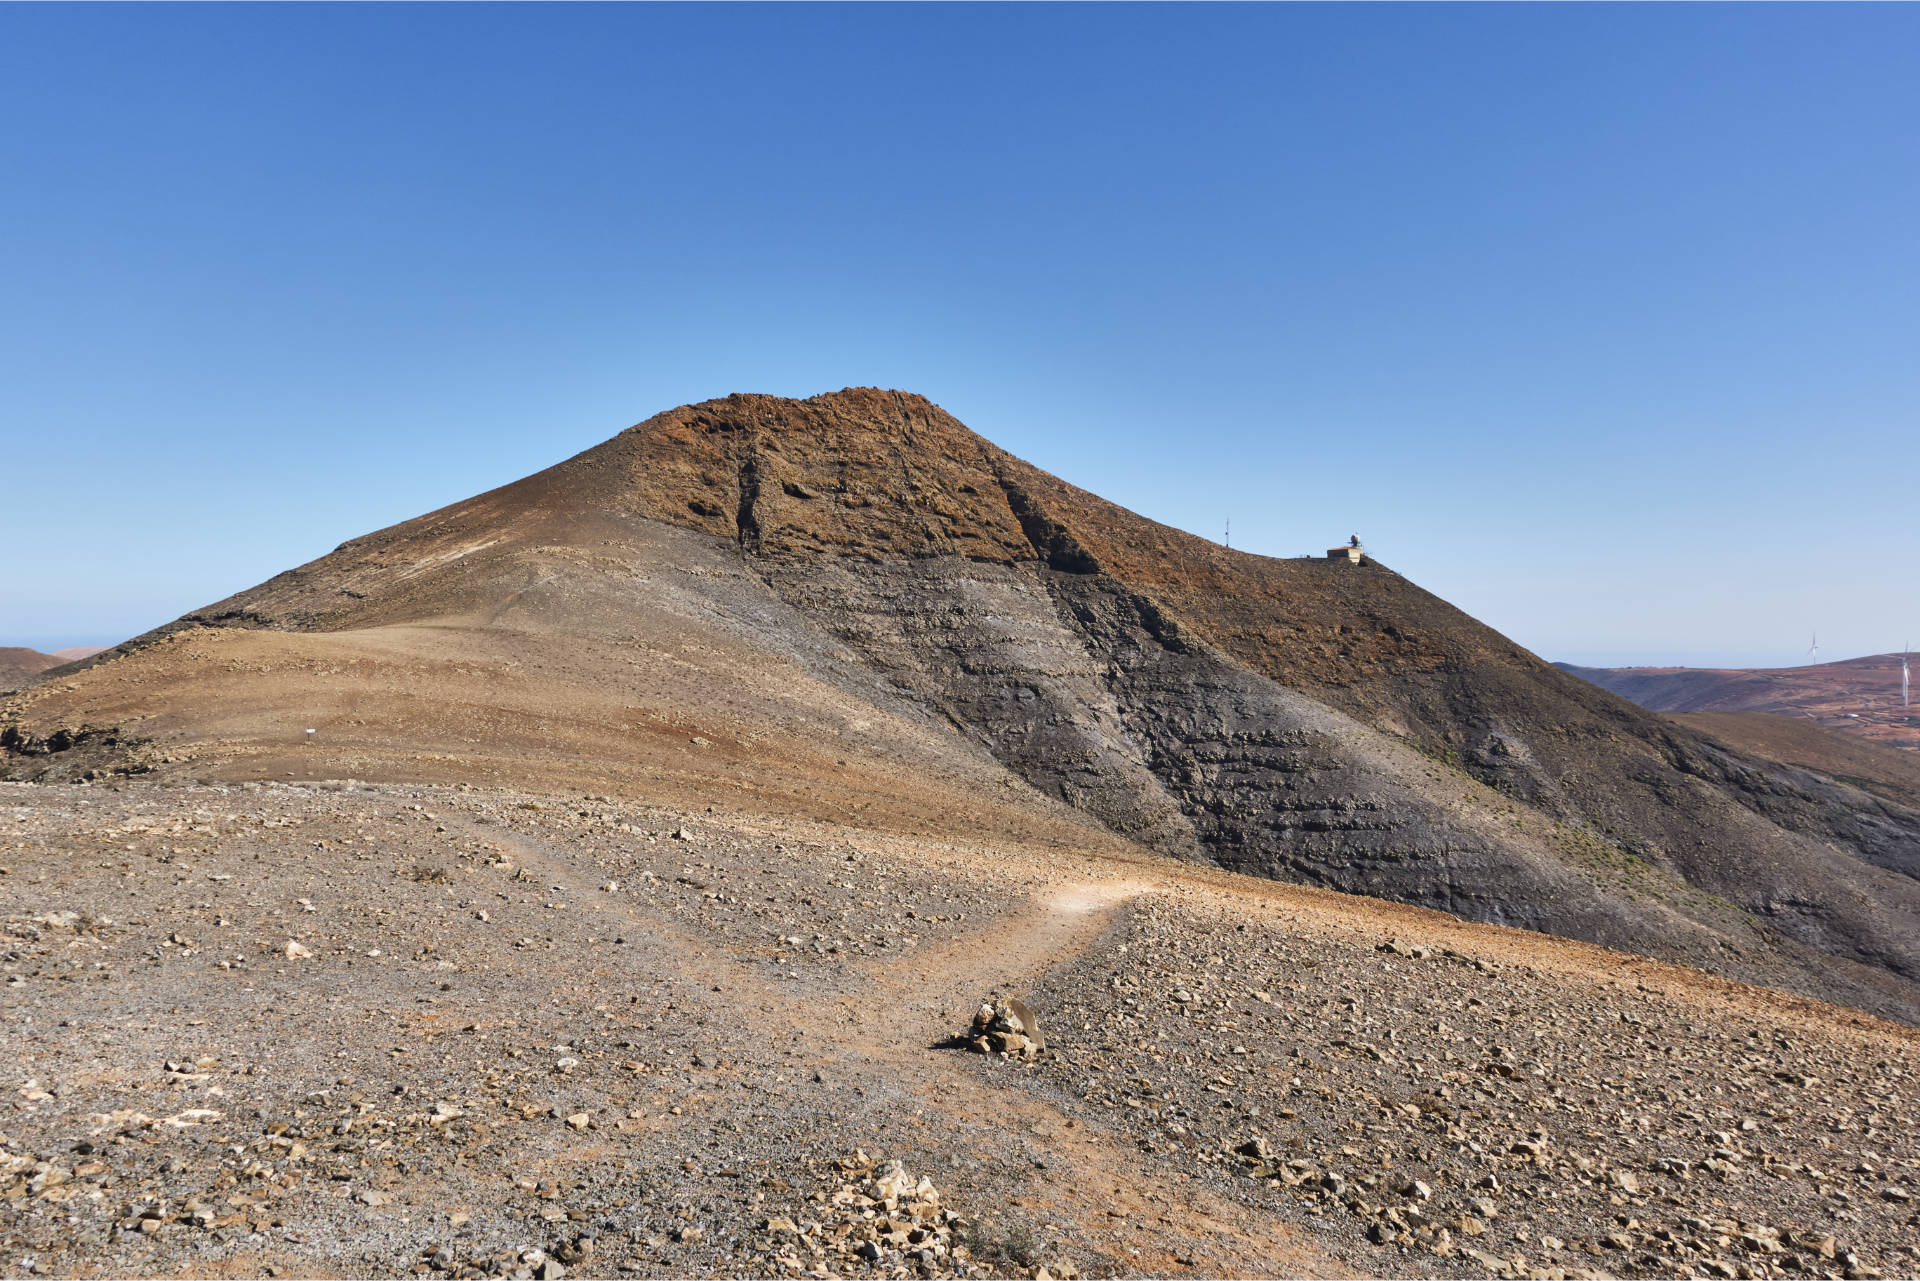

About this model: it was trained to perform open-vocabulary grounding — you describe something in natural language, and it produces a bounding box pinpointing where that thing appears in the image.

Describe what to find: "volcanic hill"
[9,389,1920,1281]
[7,389,1920,1025]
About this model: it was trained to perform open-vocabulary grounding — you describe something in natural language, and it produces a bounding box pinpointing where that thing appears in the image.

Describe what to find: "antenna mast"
[1224,519,1230,550]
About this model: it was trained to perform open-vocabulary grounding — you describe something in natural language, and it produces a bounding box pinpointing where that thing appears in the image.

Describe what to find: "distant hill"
[50,646,108,662]
[0,645,110,691]
[0,647,67,688]
[1559,653,1919,752]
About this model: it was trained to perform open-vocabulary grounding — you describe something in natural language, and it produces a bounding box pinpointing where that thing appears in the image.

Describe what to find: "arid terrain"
[1666,716,1920,817]
[1560,658,1920,755]
[7,779,1918,1280]
[5,389,1920,1278]
[0,650,103,690]
[0,653,61,688]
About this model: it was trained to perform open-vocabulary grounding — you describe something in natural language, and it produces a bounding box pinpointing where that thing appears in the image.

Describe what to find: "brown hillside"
[8,388,1920,1027]
[1674,710,1920,812]
[0,647,65,689]
[1561,654,1920,753]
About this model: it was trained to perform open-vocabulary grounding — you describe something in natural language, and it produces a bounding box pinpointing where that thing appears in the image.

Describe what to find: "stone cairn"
[965,996,1044,1060]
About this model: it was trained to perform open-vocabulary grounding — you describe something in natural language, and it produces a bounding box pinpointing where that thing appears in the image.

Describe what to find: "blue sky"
[3,4,1915,667]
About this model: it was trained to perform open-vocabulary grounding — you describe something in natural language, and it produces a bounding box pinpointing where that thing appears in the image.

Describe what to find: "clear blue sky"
[4,4,1916,668]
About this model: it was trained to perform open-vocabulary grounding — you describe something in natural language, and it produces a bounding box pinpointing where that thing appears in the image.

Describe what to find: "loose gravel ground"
[4,778,1916,1279]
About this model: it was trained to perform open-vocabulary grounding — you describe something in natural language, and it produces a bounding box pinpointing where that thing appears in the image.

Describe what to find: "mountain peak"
[654,385,946,423]
[585,387,1039,563]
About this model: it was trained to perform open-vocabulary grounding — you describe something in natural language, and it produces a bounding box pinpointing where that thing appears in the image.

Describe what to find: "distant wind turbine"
[1807,629,1819,660]
[1904,642,1911,709]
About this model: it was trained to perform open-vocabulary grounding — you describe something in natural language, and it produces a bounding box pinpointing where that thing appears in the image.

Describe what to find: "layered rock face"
[12,388,1920,1021]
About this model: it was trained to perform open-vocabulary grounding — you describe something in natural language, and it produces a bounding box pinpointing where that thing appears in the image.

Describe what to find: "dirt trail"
[855,880,1149,1057]
[485,821,1347,1277]
[846,878,1349,1279]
